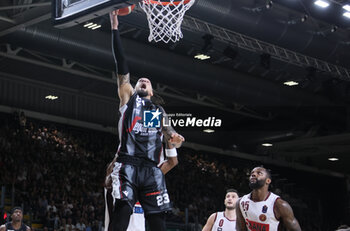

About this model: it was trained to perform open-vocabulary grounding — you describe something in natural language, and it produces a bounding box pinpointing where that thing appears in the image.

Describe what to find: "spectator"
[47,201,57,213]
[75,218,86,231]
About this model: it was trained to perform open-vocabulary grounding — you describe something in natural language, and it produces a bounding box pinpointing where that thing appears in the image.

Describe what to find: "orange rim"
[143,0,191,6]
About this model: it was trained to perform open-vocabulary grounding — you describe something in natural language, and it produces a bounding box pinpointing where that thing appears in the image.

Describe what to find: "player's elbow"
[173,158,178,166]
[169,157,178,167]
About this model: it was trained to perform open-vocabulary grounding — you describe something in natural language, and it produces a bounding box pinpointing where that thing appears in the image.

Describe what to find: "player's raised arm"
[274,199,302,231]
[110,10,133,107]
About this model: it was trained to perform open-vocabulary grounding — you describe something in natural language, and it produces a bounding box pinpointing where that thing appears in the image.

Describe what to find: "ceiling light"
[45,95,58,100]
[203,129,215,133]
[262,143,273,147]
[343,12,350,19]
[83,23,102,30]
[91,25,102,30]
[195,54,210,60]
[328,157,339,161]
[83,22,93,27]
[314,0,330,8]
[343,4,350,11]
[87,23,98,28]
[284,81,299,86]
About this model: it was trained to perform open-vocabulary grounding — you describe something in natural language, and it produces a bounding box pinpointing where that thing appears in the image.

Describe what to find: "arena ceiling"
[0,0,350,176]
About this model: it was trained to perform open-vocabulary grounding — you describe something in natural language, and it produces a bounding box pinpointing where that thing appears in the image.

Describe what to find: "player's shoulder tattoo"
[117,73,130,86]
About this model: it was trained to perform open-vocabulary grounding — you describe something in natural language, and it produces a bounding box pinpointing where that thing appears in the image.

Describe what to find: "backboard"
[53,0,141,28]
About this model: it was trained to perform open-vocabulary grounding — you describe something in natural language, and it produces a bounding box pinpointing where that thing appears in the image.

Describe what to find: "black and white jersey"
[117,93,164,164]
[5,223,28,231]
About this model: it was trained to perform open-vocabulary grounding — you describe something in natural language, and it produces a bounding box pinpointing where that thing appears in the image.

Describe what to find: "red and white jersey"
[239,192,280,231]
[211,211,236,231]
[127,202,145,231]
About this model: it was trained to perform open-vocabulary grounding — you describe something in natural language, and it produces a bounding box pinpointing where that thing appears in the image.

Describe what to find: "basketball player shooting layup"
[105,10,185,231]
[236,166,302,231]
[202,189,239,231]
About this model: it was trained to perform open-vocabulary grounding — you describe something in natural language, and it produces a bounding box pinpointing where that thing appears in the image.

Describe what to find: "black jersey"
[117,93,163,164]
[5,223,28,231]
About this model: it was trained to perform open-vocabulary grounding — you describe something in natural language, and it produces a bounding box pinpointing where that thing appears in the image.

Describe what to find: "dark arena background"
[1,0,350,231]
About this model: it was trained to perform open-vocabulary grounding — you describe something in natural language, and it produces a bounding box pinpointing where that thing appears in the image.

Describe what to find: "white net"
[139,0,195,43]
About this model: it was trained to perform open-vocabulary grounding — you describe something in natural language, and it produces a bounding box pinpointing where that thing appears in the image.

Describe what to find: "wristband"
[165,148,177,157]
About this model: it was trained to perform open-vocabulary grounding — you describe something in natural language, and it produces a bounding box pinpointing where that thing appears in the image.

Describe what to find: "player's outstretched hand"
[168,133,185,148]
[110,10,119,30]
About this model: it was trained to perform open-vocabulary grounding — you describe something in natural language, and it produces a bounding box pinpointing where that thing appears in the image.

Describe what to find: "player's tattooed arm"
[236,199,248,231]
[117,74,133,107]
[162,124,184,148]
[162,123,176,142]
[110,11,133,107]
[161,108,174,141]
[117,73,130,87]
[274,199,302,231]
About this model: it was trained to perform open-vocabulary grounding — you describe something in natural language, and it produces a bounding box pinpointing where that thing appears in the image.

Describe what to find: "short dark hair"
[264,168,272,179]
[226,188,239,196]
[11,207,23,214]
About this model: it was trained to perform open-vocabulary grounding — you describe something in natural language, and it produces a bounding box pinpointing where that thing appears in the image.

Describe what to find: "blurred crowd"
[0,111,346,231]
[0,112,113,231]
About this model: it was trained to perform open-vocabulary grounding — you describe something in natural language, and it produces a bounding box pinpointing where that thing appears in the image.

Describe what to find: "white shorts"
[127,202,145,231]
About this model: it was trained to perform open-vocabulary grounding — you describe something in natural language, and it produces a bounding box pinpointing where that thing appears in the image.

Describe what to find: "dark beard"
[249,179,265,189]
[137,89,149,97]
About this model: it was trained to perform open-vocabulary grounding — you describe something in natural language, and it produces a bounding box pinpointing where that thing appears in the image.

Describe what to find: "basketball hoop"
[139,0,195,43]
